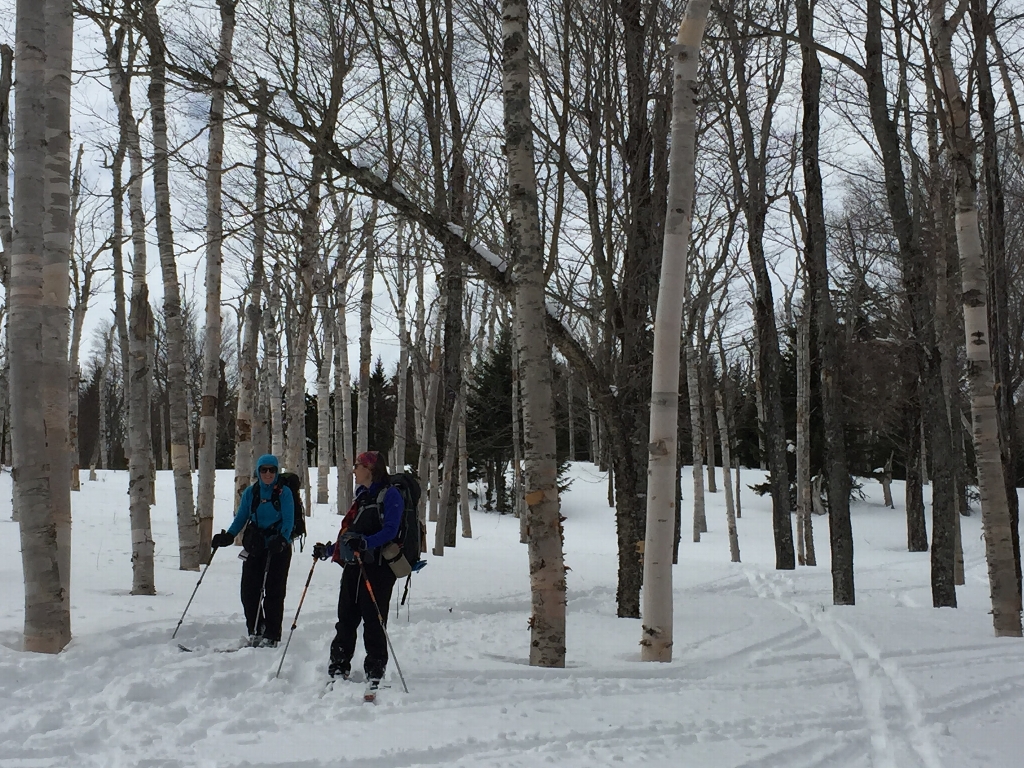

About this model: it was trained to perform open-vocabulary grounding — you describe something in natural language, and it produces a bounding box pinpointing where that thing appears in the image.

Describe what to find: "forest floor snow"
[1,463,1023,767]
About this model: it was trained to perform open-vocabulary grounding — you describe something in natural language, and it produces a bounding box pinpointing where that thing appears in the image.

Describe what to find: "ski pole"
[275,556,318,678]
[172,546,218,639]
[253,552,273,640]
[354,551,409,693]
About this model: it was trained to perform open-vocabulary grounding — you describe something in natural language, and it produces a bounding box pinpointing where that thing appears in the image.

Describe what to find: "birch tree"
[503,0,565,667]
[641,0,710,663]
[13,0,74,652]
[138,0,200,570]
[100,12,155,592]
[930,0,1022,636]
[196,0,237,560]
[356,206,376,455]
[233,79,268,508]
[315,256,333,505]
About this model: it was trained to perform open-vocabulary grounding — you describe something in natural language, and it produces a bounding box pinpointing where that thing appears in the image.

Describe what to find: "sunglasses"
[259,466,277,474]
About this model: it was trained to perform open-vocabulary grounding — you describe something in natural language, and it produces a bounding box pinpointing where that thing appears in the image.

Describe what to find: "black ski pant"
[240,544,291,641]
[330,561,396,680]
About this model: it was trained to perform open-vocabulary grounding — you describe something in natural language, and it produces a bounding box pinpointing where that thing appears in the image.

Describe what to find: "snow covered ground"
[1,463,1022,767]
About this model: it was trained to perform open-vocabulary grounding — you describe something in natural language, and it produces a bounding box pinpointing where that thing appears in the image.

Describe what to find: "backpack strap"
[249,480,283,531]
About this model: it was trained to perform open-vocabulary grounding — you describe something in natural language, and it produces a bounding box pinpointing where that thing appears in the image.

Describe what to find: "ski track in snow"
[745,569,943,768]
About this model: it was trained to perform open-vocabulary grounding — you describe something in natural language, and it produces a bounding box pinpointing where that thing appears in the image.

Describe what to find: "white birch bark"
[45,0,74,605]
[932,1,1022,635]
[641,1,710,662]
[104,18,155,589]
[13,0,74,652]
[233,79,268,509]
[503,0,566,667]
[196,0,237,559]
[140,0,200,570]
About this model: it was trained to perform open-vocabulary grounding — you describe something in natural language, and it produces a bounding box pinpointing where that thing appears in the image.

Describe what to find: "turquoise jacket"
[226,454,294,541]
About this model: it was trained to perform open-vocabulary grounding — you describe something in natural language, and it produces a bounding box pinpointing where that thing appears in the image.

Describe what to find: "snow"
[2,464,1023,767]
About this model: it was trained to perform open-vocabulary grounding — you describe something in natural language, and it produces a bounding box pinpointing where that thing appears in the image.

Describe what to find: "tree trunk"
[140,0,200,570]
[12,0,74,652]
[722,9,795,568]
[931,1,1022,635]
[431,393,462,556]
[425,313,444,525]
[716,389,740,563]
[233,79,268,509]
[0,43,12,263]
[795,304,811,566]
[417,312,443,540]
[0,45,11,480]
[686,341,706,542]
[392,240,410,471]
[567,370,576,461]
[458,308,472,539]
[973,0,1023,606]
[865,0,957,608]
[641,3,709,661]
[284,165,323,475]
[264,268,285,458]
[904,375,929,552]
[882,453,894,509]
[511,326,526,540]
[503,0,566,667]
[333,280,354,514]
[357,206,376,455]
[196,0,236,561]
[702,346,717,494]
[128,286,156,595]
[316,270,333,506]
[67,146,86,493]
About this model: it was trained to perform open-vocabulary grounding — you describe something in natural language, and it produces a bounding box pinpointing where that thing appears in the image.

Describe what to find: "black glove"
[341,532,367,552]
[312,542,334,561]
[211,531,234,549]
[269,536,289,555]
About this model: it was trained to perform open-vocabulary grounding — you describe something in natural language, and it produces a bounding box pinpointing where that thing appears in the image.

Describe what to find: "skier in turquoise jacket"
[212,453,294,647]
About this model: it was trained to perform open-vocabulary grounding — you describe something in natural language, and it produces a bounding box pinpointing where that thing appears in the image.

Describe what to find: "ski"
[363,680,382,703]
[319,678,337,698]
[177,642,249,654]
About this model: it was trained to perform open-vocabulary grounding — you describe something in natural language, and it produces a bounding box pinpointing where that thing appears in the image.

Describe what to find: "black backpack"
[386,472,422,568]
[250,471,305,547]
